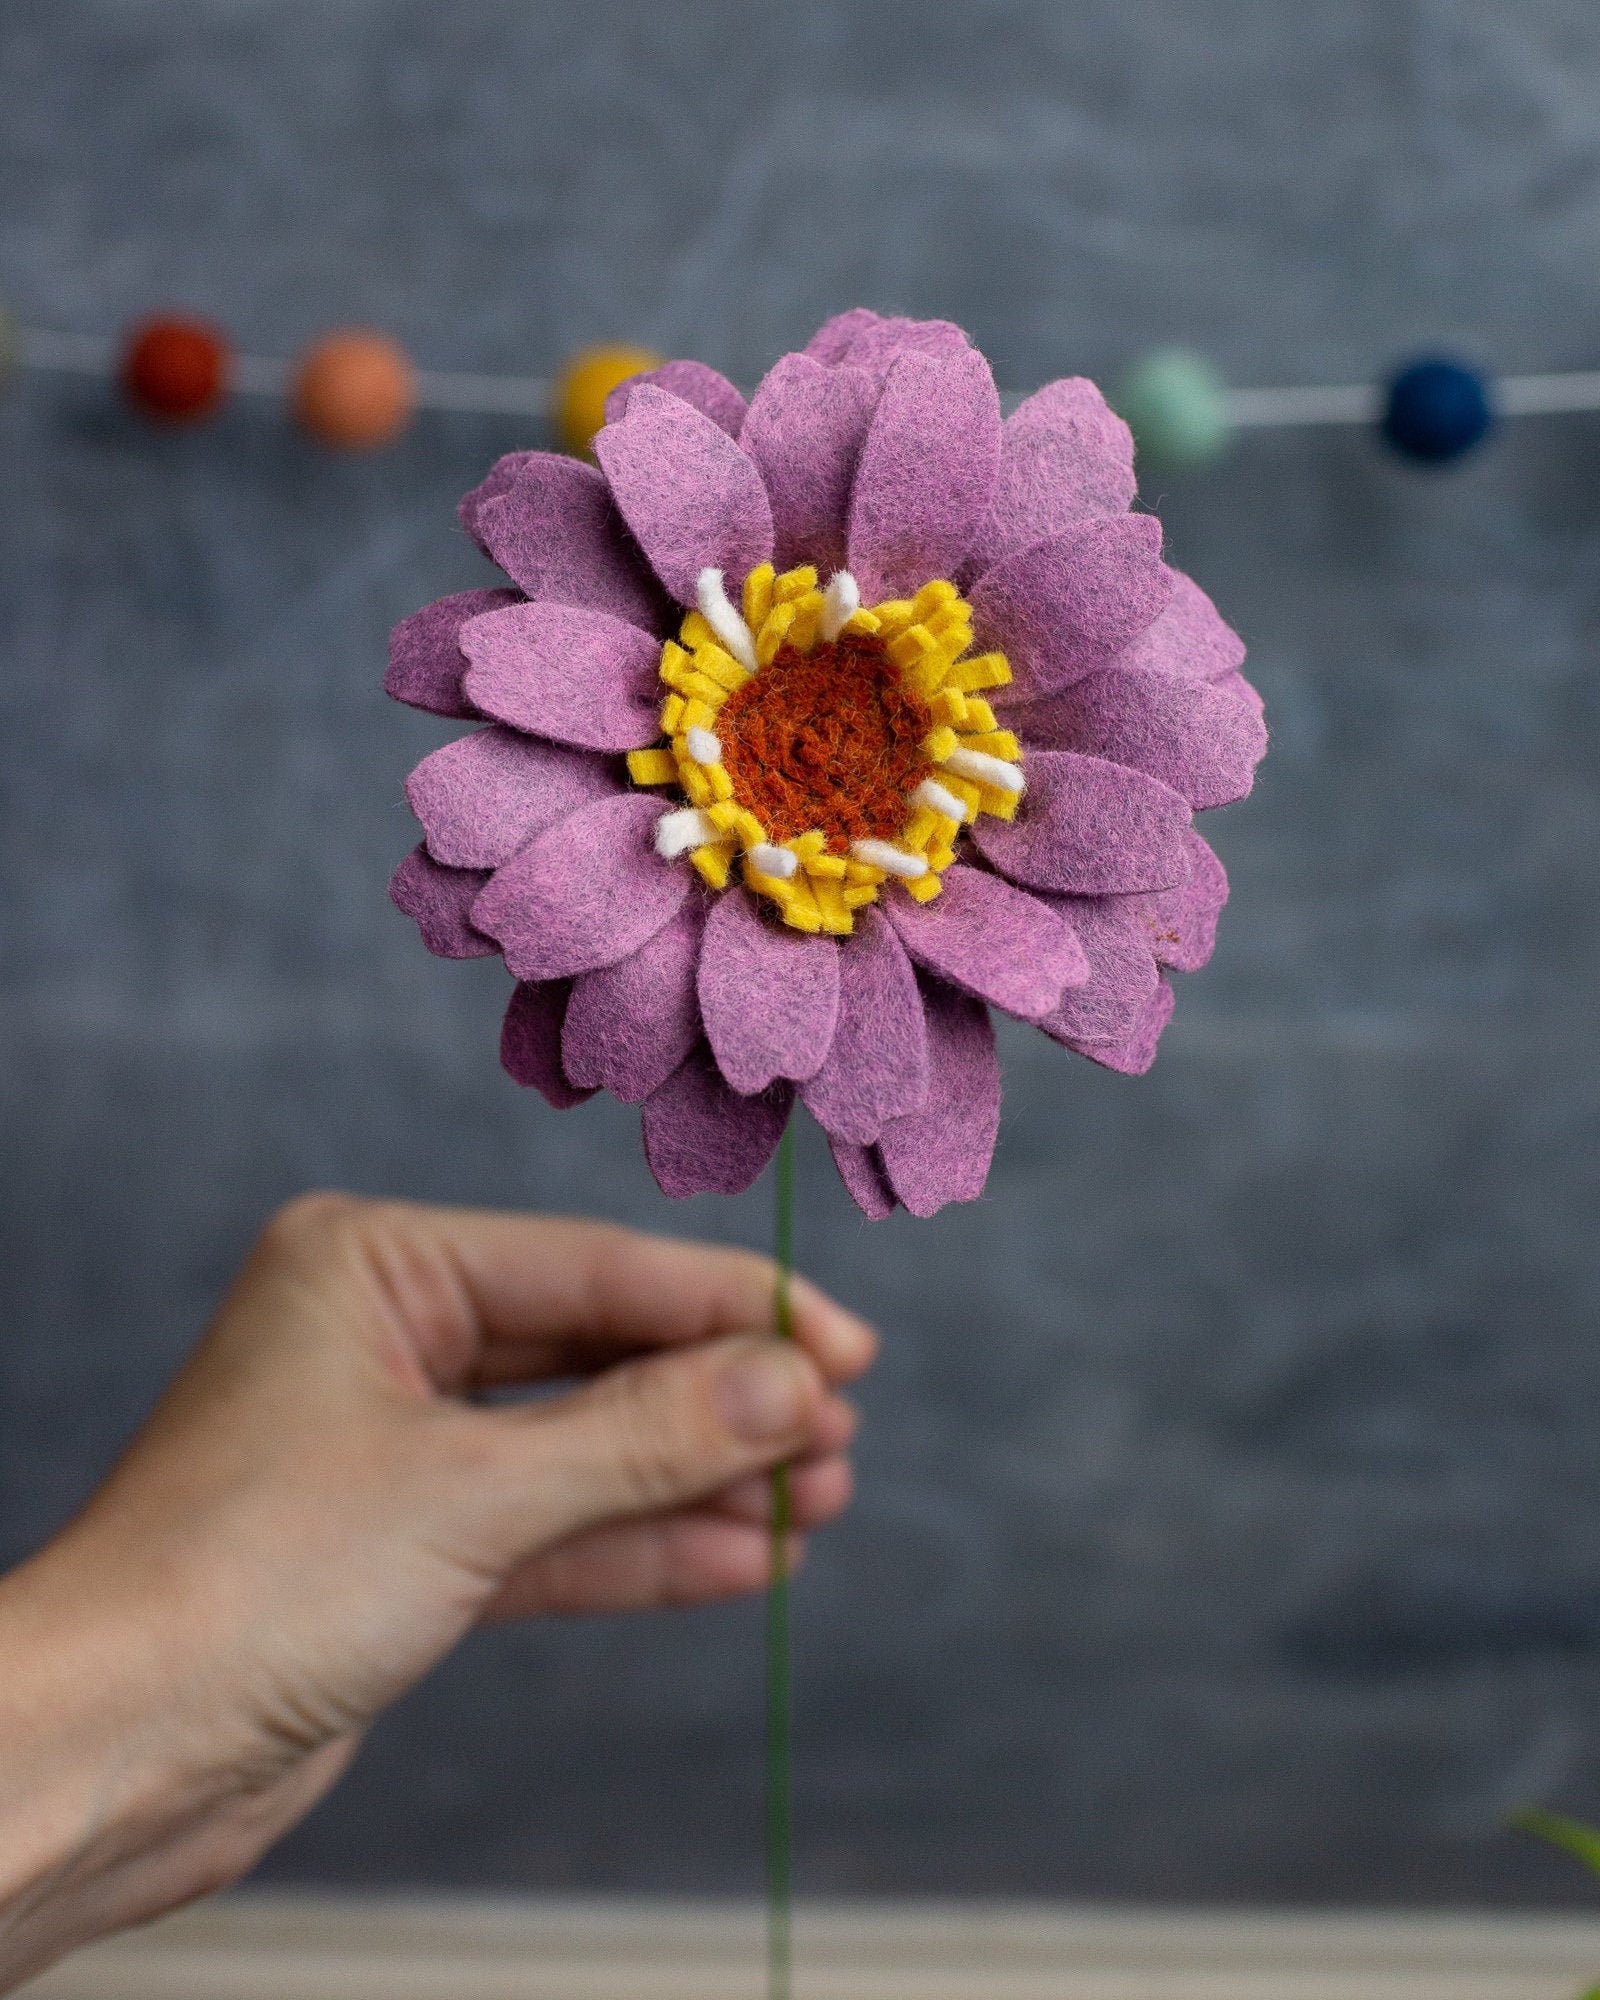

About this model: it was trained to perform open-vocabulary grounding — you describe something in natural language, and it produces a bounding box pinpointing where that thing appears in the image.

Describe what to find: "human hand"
[0,1195,874,1990]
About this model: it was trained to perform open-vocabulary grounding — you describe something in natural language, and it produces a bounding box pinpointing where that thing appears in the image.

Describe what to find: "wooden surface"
[19,1897,1600,2000]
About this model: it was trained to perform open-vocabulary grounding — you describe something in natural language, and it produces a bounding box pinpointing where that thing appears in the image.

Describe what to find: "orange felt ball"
[292,330,415,448]
[121,316,230,421]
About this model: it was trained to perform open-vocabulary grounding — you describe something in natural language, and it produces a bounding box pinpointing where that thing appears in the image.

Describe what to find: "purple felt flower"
[388,311,1266,1218]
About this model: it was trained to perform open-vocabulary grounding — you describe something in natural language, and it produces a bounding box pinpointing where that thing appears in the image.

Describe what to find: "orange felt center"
[715,633,931,853]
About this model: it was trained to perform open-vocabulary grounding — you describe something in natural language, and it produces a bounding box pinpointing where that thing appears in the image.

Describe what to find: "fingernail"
[715,1343,809,1443]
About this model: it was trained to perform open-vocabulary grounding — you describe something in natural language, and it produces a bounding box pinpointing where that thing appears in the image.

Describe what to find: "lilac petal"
[878,980,1000,1217]
[1035,895,1160,1045]
[1117,566,1245,683]
[460,602,662,751]
[475,454,669,632]
[961,378,1137,583]
[698,890,840,1094]
[1001,669,1268,810]
[1129,831,1229,972]
[847,349,1001,602]
[884,864,1086,1022]
[828,1137,898,1221]
[643,1045,794,1198]
[1216,668,1266,718]
[594,386,774,604]
[971,516,1170,697]
[386,588,519,718]
[458,452,542,559]
[604,360,747,439]
[805,310,973,380]
[973,751,1193,895]
[500,980,595,1109]
[406,727,619,870]
[804,308,885,366]
[563,895,706,1103]
[739,354,878,577]
[471,793,687,980]
[389,845,495,959]
[1060,976,1176,1075]
[800,907,928,1144]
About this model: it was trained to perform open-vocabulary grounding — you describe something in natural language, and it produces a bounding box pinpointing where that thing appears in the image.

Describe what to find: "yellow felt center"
[626,564,1023,935]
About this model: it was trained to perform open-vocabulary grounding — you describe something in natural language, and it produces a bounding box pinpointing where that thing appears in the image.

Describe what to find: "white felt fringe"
[696,568,760,673]
[819,570,861,642]
[748,842,799,879]
[849,839,927,879]
[913,777,970,822]
[942,747,1025,794]
[655,806,721,859]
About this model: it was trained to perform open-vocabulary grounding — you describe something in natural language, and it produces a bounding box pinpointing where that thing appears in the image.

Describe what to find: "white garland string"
[16,325,1600,427]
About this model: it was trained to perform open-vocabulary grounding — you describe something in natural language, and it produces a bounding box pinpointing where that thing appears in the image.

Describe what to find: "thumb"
[468,1333,826,1556]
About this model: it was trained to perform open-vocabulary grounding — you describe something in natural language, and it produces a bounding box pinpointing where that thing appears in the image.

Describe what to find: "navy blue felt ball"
[1380,357,1494,463]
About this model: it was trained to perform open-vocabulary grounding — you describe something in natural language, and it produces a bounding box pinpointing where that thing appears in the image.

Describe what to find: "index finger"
[354,1201,878,1389]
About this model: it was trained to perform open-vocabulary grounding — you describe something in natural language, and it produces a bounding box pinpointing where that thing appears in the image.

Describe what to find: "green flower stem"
[767,1120,796,2000]
[1509,1808,1600,1999]
[1511,1808,1600,1880]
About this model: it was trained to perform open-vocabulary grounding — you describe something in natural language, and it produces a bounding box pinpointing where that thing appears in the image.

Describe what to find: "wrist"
[0,1522,259,1991]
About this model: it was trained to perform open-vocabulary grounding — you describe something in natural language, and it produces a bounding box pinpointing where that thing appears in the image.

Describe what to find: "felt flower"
[387,311,1266,1218]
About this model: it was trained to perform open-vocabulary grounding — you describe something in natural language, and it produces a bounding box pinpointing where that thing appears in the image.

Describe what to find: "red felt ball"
[120,316,230,421]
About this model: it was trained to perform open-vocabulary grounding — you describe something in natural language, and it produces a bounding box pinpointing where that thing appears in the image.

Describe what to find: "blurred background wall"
[4,0,1600,1906]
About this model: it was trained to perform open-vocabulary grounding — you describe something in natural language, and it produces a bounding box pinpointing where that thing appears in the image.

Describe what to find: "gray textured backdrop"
[4,0,1600,1906]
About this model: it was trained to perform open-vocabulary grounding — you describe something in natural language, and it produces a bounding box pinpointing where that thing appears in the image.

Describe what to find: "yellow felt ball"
[552,343,662,457]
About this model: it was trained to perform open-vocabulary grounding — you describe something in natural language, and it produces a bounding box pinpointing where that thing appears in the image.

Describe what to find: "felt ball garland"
[292,329,415,448]
[1380,355,1495,463]
[1115,347,1232,469]
[552,342,662,457]
[120,316,231,421]
[0,310,1591,473]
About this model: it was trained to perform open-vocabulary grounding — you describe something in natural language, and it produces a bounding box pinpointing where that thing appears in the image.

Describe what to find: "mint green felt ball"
[1115,348,1232,469]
